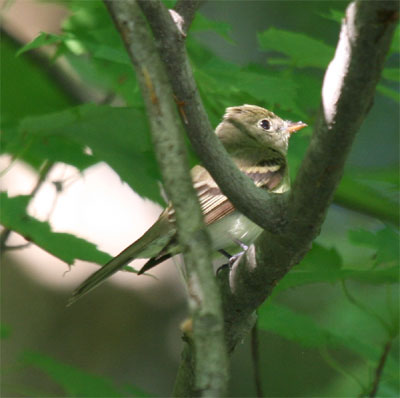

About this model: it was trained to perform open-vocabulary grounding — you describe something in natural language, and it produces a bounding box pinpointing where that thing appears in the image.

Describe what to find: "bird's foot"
[216,248,246,274]
[232,239,249,251]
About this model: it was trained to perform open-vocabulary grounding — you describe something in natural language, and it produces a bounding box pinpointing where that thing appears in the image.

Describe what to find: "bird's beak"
[287,121,308,134]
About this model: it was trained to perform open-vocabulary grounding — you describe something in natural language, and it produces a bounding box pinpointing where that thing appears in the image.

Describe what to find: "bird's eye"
[259,119,271,130]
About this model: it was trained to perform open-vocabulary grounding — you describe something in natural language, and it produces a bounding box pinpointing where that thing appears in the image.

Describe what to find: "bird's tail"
[68,212,173,306]
[67,242,141,306]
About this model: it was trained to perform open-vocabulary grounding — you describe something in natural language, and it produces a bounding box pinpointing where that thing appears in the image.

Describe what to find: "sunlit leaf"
[1,127,96,172]
[0,193,112,265]
[16,32,67,56]
[59,0,139,104]
[17,105,163,203]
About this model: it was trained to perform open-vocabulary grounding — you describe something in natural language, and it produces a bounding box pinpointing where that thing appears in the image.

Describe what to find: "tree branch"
[251,318,264,398]
[221,0,398,351]
[288,0,398,245]
[137,0,287,234]
[368,339,394,397]
[103,1,228,396]
[174,0,205,34]
[0,160,54,252]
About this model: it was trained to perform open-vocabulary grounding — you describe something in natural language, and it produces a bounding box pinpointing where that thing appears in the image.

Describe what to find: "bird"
[68,105,307,305]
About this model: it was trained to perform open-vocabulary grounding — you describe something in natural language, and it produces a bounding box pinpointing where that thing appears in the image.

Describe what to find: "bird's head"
[216,104,307,156]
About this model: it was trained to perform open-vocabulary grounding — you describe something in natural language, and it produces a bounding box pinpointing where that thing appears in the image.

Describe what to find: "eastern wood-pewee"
[69,105,307,304]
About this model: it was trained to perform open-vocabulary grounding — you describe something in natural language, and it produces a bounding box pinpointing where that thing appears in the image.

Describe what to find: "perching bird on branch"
[69,105,307,305]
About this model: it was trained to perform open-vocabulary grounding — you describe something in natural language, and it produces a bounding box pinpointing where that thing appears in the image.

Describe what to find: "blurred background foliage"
[1,0,399,397]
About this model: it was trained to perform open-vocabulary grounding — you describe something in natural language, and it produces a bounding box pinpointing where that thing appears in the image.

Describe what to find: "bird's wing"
[192,164,286,225]
[69,163,286,304]
[139,163,286,274]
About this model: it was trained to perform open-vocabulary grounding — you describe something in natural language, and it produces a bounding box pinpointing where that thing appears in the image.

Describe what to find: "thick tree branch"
[219,0,398,351]
[103,1,228,396]
[137,0,287,234]
[174,0,205,34]
[288,0,398,244]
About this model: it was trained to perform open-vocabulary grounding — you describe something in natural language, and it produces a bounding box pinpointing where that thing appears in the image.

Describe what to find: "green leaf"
[22,351,123,397]
[278,265,398,292]
[16,32,67,56]
[258,302,398,379]
[350,166,399,188]
[17,104,162,204]
[377,84,400,102]
[334,173,398,224]
[190,40,303,116]
[275,242,398,292]
[1,32,75,127]
[348,227,399,266]
[191,12,234,44]
[236,66,303,116]
[300,242,343,271]
[0,193,112,265]
[121,384,152,398]
[1,324,11,339]
[258,27,334,68]
[319,9,344,23]
[389,24,399,56]
[258,302,334,347]
[64,51,140,106]
[57,1,140,105]
[275,244,342,291]
[1,126,97,172]
[382,68,400,82]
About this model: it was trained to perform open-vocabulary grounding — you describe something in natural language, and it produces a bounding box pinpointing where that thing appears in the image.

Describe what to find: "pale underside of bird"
[68,105,307,305]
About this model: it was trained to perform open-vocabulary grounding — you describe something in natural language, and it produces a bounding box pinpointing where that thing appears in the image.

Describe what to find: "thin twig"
[31,161,54,197]
[2,243,31,251]
[368,339,393,397]
[0,229,12,253]
[251,317,264,397]
[1,160,54,253]
[319,346,365,391]
[341,280,392,334]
